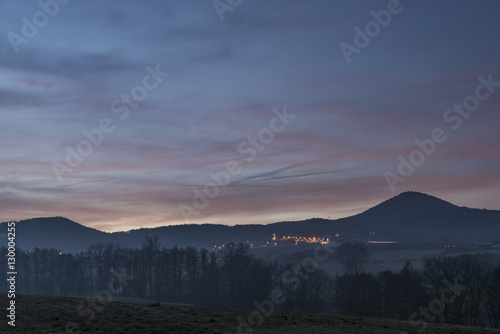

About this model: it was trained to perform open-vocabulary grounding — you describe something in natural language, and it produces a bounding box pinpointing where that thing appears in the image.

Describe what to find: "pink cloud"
[12,77,54,89]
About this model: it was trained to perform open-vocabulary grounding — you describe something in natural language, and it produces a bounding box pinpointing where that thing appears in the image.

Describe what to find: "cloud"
[11,77,54,89]
[0,0,499,231]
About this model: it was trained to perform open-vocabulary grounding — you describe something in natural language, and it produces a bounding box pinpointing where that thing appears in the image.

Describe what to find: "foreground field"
[1,294,500,334]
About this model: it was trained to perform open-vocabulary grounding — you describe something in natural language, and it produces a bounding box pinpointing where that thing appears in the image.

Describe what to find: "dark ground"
[1,294,500,334]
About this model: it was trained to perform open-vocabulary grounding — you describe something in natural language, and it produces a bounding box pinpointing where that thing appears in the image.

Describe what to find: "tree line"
[1,237,500,329]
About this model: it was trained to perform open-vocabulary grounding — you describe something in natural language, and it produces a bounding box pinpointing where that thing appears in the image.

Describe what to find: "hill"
[1,191,500,252]
[0,217,110,253]
[340,191,500,241]
[2,294,500,334]
[360,191,457,217]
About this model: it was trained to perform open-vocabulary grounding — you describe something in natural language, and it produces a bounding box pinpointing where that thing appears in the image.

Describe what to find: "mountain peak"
[19,216,78,224]
[393,191,455,205]
[360,191,456,218]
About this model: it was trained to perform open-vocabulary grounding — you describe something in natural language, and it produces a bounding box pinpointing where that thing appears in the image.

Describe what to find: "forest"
[1,237,500,330]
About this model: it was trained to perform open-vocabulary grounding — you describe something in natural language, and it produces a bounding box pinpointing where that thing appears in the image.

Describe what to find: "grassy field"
[2,294,500,333]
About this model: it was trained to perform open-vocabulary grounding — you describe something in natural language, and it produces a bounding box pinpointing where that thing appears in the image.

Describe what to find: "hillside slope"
[0,217,109,253]
[1,294,500,334]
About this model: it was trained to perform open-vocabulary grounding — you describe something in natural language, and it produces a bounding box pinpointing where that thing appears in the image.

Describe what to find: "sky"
[0,0,499,232]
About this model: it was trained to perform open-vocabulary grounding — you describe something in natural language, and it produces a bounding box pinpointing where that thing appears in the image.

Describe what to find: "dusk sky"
[1,0,499,232]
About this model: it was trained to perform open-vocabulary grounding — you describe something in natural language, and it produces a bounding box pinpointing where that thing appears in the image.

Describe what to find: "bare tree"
[141,235,161,298]
[333,241,369,274]
[485,264,500,328]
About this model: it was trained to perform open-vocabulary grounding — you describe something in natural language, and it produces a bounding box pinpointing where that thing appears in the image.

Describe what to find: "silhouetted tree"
[6,239,500,329]
[333,241,369,274]
[141,235,161,298]
[485,264,500,328]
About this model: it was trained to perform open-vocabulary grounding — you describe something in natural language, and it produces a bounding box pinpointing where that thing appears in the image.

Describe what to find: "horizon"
[6,190,499,233]
[1,1,499,232]
[2,3,500,331]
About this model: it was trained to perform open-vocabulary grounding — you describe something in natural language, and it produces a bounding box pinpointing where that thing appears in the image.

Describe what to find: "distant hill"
[360,191,457,218]
[341,191,500,241]
[0,217,110,253]
[1,191,500,252]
